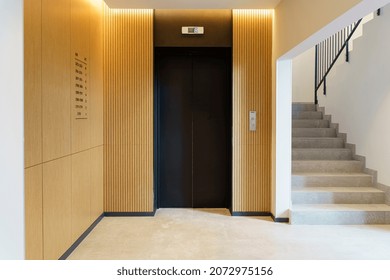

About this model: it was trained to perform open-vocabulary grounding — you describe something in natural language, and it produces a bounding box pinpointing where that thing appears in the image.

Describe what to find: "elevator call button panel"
[249,111,256,132]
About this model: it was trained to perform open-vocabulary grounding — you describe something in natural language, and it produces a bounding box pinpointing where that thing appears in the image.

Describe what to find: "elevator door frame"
[154,47,232,211]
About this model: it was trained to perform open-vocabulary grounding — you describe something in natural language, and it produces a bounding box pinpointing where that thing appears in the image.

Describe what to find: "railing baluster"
[320,42,322,81]
[315,45,318,104]
[327,39,329,72]
[314,19,362,104]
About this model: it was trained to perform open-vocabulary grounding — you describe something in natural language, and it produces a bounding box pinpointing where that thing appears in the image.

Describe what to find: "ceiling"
[104,0,281,9]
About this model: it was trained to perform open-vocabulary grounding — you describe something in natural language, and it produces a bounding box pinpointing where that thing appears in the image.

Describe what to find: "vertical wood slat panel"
[232,10,273,212]
[103,8,154,213]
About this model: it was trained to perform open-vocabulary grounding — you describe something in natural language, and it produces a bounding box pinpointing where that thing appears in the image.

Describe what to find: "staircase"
[290,102,390,225]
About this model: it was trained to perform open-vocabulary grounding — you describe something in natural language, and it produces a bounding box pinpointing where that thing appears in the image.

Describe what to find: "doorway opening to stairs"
[154,47,232,209]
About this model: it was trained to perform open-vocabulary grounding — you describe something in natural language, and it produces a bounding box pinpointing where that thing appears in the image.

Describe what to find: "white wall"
[292,48,314,102]
[0,0,25,259]
[317,4,390,186]
[291,13,375,103]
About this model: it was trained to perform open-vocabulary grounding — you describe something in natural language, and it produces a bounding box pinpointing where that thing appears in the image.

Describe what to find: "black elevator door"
[157,48,231,208]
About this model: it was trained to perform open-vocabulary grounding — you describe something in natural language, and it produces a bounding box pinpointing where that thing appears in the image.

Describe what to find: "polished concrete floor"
[68,208,390,260]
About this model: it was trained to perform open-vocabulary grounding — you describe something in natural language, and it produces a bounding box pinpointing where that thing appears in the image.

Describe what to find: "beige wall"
[24,0,104,260]
[273,0,362,59]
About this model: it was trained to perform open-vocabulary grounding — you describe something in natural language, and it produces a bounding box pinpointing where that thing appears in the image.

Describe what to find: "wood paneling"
[25,165,43,260]
[25,0,105,260]
[43,157,72,260]
[24,0,42,168]
[90,146,103,221]
[104,8,154,212]
[72,150,91,240]
[232,10,273,212]
[71,0,91,153]
[90,1,104,147]
[42,0,71,162]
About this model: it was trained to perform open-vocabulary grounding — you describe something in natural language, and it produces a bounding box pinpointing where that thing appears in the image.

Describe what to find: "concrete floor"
[68,208,390,260]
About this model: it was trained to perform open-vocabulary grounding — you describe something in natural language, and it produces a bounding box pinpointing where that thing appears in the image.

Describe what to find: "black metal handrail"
[314,18,363,104]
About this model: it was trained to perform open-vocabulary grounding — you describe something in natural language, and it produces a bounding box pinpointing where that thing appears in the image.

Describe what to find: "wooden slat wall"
[232,10,273,213]
[24,0,105,259]
[103,8,154,212]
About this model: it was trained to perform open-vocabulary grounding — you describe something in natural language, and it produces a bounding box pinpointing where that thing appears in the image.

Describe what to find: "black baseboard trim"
[231,211,290,223]
[271,213,289,223]
[231,211,271,217]
[59,213,104,260]
[104,211,156,217]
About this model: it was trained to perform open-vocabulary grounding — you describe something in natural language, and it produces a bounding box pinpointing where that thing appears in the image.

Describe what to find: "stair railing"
[314,18,362,104]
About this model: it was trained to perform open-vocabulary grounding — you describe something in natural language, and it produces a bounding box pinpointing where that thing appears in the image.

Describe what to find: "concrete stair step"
[292,187,385,204]
[292,137,344,149]
[292,103,317,112]
[292,173,373,188]
[292,128,336,137]
[292,119,330,128]
[292,160,364,173]
[292,148,352,160]
[290,204,390,225]
[292,111,323,120]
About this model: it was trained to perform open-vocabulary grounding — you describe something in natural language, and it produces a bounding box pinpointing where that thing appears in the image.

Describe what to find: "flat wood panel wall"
[72,150,91,240]
[25,165,43,260]
[42,0,71,162]
[90,146,104,220]
[24,0,42,167]
[71,0,91,153]
[104,8,154,212]
[90,1,104,148]
[24,0,105,259]
[43,157,72,260]
[232,10,273,213]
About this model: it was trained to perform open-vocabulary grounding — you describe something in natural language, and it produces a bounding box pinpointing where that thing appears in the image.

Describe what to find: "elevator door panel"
[157,48,231,208]
[158,55,193,207]
[192,55,229,208]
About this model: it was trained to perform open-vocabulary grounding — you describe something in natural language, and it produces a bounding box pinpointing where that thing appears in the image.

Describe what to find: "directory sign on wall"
[74,52,89,120]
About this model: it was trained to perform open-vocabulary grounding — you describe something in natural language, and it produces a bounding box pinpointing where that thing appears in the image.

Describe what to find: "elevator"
[155,47,232,208]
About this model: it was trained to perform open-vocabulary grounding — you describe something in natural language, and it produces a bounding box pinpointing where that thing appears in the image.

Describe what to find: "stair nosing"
[292,187,383,193]
[292,148,351,151]
[291,204,390,212]
[292,172,372,177]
